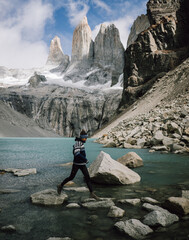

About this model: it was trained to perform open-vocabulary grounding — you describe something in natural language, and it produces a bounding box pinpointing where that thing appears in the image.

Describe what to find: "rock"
[1,225,16,232]
[117,152,143,168]
[127,14,151,47]
[88,151,141,185]
[31,189,68,206]
[141,197,160,204]
[163,197,189,215]
[151,146,168,151]
[182,190,189,199]
[94,23,125,74]
[137,138,146,148]
[103,141,117,148]
[71,16,93,62]
[184,127,189,136]
[123,143,141,149]
[107,206,125,218]
[171,143,185,152]
[0,189,21,194]
[46,36,70,70]
[114,219,153,239]
[4,168,37,176]
[142,203,166,212]
[63,187,89,192]
[162,137,174,148]
[28,73,47,88]
[151,130,164,145]
[118,198,141,206]
[66,203,80,208]
[82,199,115,209]
[166,122,182,135]
[143,210,179,227]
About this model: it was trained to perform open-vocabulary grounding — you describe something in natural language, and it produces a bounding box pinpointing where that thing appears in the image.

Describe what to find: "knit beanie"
[80,129,88,139]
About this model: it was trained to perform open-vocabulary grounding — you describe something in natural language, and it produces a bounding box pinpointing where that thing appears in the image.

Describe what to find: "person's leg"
[57,164,79,194]
[79,165,93,192]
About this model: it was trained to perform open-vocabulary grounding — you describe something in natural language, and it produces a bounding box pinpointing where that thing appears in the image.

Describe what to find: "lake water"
[0,138,189,240]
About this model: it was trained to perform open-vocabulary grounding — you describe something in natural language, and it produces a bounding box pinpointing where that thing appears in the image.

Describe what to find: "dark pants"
[60,164,93,193]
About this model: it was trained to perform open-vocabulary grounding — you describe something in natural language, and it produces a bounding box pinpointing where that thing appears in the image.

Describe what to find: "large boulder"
[31,189,68,206]
[163,197,189,215]
[88,151,141,185]
[117,152,143,168]
[114,219,153,239]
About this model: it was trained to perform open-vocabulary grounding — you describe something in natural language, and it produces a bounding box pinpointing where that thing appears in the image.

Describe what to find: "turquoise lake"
[0,138,189,240]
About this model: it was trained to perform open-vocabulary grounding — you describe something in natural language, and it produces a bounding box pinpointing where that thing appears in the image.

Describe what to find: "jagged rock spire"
[94,23,125,73]
[46,36,64,65]
[71,16,94,62]
[46,36,70,71]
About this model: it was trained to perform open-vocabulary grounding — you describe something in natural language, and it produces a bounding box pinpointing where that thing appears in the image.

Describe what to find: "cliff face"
[46,36,70,70]
[0,86,122,137]
[94,24,125,73]
[71,16,94,63]
[122,0,189,106]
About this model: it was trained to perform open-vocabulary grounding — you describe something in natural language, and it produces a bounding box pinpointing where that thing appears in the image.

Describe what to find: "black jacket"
[73,138,88,165]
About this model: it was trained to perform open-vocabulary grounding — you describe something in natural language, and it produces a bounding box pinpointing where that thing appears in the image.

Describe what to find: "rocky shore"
[96,92,189,154]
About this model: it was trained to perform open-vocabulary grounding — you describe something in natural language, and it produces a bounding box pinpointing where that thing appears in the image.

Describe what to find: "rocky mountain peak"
[127,14,150,47]
[147,0,181,23]
[71,16,93,62]
[94,23,125,73]
[46,36,70,70]
[46,36,63,65]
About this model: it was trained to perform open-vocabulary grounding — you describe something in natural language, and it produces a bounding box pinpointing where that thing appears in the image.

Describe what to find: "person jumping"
[57,129,99,200]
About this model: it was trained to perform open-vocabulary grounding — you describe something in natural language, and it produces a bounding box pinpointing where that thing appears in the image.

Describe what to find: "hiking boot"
[90,192,100,201]
[57,184,62,195]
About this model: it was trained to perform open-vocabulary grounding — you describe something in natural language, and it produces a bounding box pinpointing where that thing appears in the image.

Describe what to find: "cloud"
[92,0,112,14]
[64,0,90,26]
[0,0,53,69]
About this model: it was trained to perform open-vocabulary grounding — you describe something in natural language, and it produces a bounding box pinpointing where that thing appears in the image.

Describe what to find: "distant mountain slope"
[92,57,189,138]
[0,101,59,137]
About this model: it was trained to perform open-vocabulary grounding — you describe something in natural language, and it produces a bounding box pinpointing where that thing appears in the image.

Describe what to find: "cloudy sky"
[0,0,147,69]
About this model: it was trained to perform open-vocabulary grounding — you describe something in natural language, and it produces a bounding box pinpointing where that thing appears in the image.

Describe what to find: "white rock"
[31,189,68,206]
[142,203,166,212]
[141,197,160,204]
[182,190,189,199]
[88,151,141,185]
[107,206,125,218]
[115,219,153,239]
[118,198,141,206]
[143,210,179,227]
[66,203,80,208]
[1,225,16,232]
[4,168,37,176]
[64,187,88,192]
[82,199,115,209]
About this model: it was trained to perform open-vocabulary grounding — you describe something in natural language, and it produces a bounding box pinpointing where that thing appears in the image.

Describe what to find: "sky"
[0,0,148,69]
